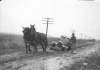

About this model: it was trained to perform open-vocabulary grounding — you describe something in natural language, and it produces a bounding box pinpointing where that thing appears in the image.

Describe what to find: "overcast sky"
[0,0,100,39]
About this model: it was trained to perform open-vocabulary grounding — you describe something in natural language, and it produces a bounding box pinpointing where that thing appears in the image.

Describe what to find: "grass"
[0,33,24,55]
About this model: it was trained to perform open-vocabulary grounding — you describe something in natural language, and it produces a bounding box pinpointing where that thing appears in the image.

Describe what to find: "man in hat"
[70,33,76,53]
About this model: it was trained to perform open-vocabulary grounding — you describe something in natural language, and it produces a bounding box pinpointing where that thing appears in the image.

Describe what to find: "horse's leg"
[28,43,31,52]
[41,43,45,52]
[32,43,38,52]
[35,44,38,52]
[34,44,38,52]
[25,43,28,53]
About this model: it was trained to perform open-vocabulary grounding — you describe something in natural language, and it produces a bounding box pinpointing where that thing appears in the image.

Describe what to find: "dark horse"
[30,24,48,52]
[22,27,36,53]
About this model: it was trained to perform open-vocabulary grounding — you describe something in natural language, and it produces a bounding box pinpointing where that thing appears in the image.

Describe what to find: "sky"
[0,0,100,39]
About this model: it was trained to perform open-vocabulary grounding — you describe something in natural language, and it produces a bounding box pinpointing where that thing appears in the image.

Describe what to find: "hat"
[72,33,75,35]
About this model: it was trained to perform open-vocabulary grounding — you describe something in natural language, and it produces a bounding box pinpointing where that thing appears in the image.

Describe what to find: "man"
[70,33,76,53]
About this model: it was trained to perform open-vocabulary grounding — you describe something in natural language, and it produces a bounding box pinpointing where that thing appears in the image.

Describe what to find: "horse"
[30,24,48,52]
[22,27,36,53]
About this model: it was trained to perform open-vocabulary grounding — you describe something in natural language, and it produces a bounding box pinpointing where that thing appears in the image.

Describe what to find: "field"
[0,33,99,70]
[0,33,24,55]
[0,33,91,54]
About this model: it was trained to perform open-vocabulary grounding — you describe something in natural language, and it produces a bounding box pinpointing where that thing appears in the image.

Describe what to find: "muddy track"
[0,42,99,70]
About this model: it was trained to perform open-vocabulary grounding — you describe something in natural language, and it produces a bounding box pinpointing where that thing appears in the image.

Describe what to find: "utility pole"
[71,29,76,33]
[70,29,76,38]
[42,18,54,38]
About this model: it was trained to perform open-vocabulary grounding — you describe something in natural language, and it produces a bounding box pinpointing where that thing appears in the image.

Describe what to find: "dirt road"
[0,42,99,70]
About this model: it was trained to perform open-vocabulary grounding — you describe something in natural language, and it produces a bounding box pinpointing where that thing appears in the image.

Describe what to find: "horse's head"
[22,27,30,41]
[30,24,35,29]
[30,24,36,37]
[22,27,30,34]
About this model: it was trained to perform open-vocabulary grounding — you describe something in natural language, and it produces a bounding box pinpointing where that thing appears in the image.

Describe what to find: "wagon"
[60,36,72,50]
[50,36,72,51]
[60,36,70,45]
